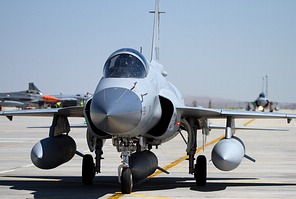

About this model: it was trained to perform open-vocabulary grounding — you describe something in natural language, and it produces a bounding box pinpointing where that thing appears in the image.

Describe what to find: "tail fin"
[150,0,165,62]
[29,82,41,92]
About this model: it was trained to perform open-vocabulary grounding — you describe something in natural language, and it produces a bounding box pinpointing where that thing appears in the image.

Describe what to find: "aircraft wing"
[0,106,84,120]
[177,106,295,122]
[2,105,294,122]
[209,124,288,131]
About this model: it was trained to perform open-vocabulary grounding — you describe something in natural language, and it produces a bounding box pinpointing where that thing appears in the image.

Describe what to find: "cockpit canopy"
[259,92,266,98]
[26,90,42,95]
[103,48,149,78]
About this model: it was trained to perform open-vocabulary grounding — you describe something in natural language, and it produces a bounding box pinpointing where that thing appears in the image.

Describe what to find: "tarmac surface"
[0,110,296,198]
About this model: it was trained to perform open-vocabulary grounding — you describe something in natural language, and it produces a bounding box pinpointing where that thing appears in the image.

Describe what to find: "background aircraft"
[0,83,60,110]
[52,93,92,108]
[1,0,296,194]
[246,76,279,112]
[246,92,279,112]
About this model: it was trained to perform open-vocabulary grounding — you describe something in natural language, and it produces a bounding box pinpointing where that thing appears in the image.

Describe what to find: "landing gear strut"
[82,138,104,185]
[116,137,136,194]
[181,118,208,186]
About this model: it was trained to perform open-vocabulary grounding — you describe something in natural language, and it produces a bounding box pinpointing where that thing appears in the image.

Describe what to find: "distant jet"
[246,92,277,112]
[246,75,279,112]
[0,83,60,110]
[246,75,280,112]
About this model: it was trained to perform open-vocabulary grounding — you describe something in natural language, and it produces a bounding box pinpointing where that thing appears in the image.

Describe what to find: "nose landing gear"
[116,137,137,194]
[120,167,133,194]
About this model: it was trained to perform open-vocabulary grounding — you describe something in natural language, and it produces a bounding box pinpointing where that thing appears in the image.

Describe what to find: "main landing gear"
[194,155,207,186]
[181,118,208,186]
[82,154,95,185]
[81,139,104,186]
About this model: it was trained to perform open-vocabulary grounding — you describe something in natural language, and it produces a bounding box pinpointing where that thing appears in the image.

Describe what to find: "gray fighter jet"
[1,0,296,194]
[0,83,60,110]
[246,76,279,112]
[246,92,278,112]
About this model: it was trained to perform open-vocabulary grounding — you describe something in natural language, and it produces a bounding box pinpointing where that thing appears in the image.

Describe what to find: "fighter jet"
[246,76,279,112]
[1,0,296,194]
[0,83,60,110]
[246,92,278,112]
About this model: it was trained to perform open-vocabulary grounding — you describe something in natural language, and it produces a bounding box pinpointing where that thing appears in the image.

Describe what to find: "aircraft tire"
[121,167,133,194]
[82,154,95,185]
[194,155,207,186]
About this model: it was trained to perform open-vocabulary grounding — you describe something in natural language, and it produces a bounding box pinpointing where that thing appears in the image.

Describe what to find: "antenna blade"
[150,0,165,62]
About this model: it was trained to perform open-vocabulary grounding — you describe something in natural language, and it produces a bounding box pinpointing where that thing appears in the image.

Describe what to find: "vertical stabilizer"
[29,82,41,92]
[150,0,165,62]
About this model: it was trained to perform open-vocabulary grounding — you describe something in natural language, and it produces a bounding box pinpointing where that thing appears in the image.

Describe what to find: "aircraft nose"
[90,87,142,135]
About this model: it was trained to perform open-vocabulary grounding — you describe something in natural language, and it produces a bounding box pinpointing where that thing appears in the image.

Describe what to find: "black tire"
[121,168,133,194]
[194,155,207,186]
[82,154,95,185]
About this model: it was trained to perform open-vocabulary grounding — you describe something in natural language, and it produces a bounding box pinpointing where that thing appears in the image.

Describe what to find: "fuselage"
[0,90,61,109]
[85,48,184,144]
[0,90,43,102]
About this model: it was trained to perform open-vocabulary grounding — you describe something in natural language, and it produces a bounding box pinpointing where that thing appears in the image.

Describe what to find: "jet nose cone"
[90,87,142,135]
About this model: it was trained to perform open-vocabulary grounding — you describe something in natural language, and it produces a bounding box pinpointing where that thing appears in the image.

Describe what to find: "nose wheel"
[121,167,133,194]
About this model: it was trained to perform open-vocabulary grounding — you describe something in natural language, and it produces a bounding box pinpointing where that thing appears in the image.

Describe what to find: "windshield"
[103,49,148,78]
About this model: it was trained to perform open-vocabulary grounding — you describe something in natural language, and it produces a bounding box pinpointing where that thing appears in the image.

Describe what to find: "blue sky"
[1,0,295,102]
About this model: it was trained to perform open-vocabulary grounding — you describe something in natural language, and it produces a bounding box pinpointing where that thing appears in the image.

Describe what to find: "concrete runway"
[0,111,296,198]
